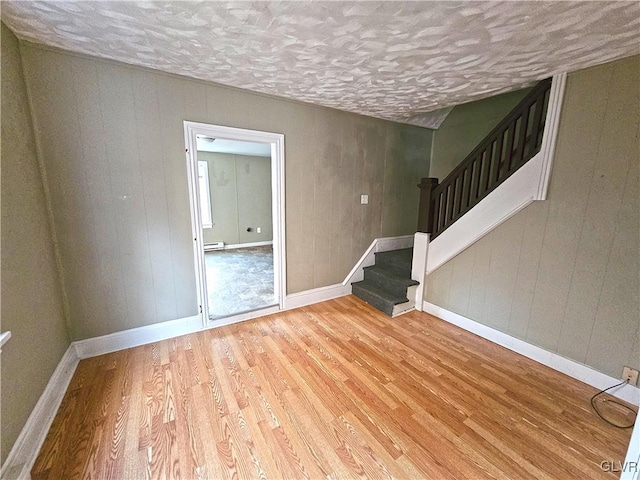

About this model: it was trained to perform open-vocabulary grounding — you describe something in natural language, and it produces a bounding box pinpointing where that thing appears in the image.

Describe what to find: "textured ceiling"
[2,1,639,123]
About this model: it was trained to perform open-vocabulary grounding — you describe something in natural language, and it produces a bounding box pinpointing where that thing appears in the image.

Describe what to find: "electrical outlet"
[622,366,639,385]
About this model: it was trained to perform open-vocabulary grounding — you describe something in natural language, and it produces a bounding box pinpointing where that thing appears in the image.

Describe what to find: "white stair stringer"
[392,285,418,317]
[427,153,540,274]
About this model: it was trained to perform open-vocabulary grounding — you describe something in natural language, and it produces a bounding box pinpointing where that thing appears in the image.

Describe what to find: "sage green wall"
[199,152,273,246]
[426,55,639,378]
[430,87,531,181]
[0,24,70,464]
[20,42,433,340]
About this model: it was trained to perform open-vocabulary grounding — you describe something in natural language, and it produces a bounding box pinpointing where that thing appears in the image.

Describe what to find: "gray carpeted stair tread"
[351,284,394,316]
[364,265,419,285]
[352,280,409,316]
[363,265,418,296]
[352,247,418,317]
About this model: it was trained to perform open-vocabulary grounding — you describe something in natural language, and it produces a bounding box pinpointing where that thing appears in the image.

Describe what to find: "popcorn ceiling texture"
[2,1,639,123]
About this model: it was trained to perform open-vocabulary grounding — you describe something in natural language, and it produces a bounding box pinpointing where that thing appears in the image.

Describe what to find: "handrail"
[422,78,552,238]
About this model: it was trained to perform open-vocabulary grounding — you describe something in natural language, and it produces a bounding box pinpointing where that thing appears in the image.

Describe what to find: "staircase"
[351,248,419,317]
[350,78,560,317]
[418,77,552,238]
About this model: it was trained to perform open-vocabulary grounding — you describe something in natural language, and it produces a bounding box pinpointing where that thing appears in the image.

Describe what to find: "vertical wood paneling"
[236,155,272,244]
[1,24,69,462]
[183,80,208,124]
[482,213,525,331]
[425,55,640,378]
[425,262,453,310]
[70,56,130,335]
[155,74,198,319]
[381,123,404,237]
[355,119,386,250]
[346,116,366,269]
[336,114,356,280]
[585,136,639,374]
[283,105,316,292]
[22,48,106,338]
[200,152,240,245]
[466,236,492,322]
[525,66,609,352]
[131,69,178,323]
[312,113,336,287]
[50,54,101,336]
[21,44,431,339]
[447,246,475,316]
[380,122,431,238]
[98,63,158,330]
[556,60,638,363]
[507,202,548,338]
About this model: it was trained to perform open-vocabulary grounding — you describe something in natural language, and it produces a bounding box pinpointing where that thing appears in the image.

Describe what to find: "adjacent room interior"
[1,2,639,479]
[195,136,277,320]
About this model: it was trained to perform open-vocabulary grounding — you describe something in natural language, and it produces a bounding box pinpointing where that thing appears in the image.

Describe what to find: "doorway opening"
[184,122,285,325]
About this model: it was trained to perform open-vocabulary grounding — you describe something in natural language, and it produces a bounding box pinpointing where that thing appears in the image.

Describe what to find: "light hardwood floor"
[33,295,634,479]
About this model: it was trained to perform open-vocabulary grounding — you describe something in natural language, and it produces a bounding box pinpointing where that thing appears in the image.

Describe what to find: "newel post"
[417,177,439,234]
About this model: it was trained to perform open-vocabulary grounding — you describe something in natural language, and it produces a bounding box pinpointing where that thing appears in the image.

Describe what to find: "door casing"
[183,121,286,326]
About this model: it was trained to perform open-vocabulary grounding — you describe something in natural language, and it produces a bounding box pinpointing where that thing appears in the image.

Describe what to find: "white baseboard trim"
[1,346,79,480]
[71,279,354,361]
[222,241,273,250]
[72,315,203,359]
[342,235,415,286]
[284,283,351,310]
[0,280,366,479]
[71,281,353,360]
[423,301,640,406]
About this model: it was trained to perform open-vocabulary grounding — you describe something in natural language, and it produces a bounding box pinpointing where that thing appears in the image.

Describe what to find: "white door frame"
[183,121,286,326]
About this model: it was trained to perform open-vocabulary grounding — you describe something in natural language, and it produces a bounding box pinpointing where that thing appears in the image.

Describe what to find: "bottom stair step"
[352,280,409,317]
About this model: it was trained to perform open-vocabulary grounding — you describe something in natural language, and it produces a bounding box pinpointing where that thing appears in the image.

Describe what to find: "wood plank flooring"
[32,295,635,479]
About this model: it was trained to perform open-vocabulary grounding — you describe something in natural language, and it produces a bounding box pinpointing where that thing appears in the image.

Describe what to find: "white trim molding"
[72,315,202,359]
[411,233,429,311]
[342,235,414,286]
[183,121,286,328]
[69,281,352,361]
[423,301,640,406]
[426,73,567,275]
[537,72,567,201]
[284,283,351,311]
[1,347,79,480]
[0,331,11,351]
[221,240,273,250]
[621,419,640,480]
[426,158,538,273]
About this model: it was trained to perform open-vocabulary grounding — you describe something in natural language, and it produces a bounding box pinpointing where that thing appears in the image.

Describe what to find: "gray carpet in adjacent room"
[205,245,276,319]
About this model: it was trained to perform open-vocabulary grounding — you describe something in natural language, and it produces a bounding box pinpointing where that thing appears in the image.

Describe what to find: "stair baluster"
[419,77,552,239]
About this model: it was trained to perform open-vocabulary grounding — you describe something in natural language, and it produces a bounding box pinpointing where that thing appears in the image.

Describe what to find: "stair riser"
[374,249,413,274]
[363,269,417,296]
[373,259,411,276]
[351,285,395,316]
[352,248,418,317]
